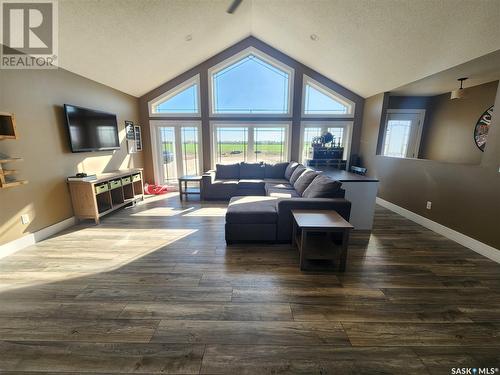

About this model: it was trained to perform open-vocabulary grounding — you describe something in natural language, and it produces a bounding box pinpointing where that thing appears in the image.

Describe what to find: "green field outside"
[162,143,284,154]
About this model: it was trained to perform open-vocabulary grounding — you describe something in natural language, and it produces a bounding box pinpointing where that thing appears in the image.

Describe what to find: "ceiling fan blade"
[227,0,243,14]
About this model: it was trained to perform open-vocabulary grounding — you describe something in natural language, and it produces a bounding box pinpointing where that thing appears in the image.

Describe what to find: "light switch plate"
[21,214,30,225]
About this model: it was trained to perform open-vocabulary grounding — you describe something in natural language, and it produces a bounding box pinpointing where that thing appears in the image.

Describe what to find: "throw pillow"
[288,164,306,185]
[240,162,265,179]
[215,163,240,179]
[302,174,342,198]
[284,161,299,180]
[293,169,319,195]
[264,162,289,179]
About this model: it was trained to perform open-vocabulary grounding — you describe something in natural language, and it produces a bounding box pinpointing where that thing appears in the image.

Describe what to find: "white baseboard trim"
[0,216,77,259]
[376,197,500,264]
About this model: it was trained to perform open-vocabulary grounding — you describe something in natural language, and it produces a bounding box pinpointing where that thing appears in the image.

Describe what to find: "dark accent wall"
[359,83,500,250]
[388,96,432,110]
[138,36,364,182]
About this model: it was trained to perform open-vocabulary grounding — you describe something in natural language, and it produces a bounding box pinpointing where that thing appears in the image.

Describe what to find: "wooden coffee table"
[291,209,354,272]
[178,175,202,201]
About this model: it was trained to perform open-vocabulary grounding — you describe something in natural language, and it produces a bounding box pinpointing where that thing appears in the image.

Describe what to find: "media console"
[67,169,144,224]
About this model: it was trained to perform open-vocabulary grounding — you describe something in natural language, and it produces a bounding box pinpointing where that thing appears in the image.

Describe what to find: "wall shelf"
[0,157,23,163]
[0,113,27,189]
[0,160,28,188]
[0,112,18,139]
[1,179,28,188]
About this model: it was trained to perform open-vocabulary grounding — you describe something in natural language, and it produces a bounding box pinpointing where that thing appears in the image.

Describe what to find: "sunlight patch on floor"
[130,206,194,216]
[0,227,198,293]
[183,207,227,217]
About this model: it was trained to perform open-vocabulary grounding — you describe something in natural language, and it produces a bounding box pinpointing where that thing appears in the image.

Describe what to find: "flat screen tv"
[64,104,120,152]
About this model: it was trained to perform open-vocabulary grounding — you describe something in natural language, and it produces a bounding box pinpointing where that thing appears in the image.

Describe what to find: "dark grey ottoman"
[225,196,278,244]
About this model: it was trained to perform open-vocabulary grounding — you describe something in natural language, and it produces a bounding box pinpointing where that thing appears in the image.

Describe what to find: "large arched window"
[208,47,294,116]
[148,75,200,117]
[302,75,355,117]
[147,44,359,180]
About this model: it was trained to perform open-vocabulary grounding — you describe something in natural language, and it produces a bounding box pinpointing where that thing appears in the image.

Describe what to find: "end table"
[178,175,202,201]
[291,209,354,272]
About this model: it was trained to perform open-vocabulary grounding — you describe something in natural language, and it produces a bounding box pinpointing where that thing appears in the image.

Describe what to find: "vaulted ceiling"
[58,0,500,98]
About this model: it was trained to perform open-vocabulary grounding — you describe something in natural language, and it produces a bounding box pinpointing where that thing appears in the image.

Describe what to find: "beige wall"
[420,81,498,164]
[0,68,142,245]
[359,84,500,249]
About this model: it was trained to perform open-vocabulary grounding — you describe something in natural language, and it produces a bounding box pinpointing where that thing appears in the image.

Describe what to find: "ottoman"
[225,196,279,244]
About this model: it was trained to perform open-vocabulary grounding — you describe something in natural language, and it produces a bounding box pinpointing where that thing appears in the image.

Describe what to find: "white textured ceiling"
[391,50,500,96]
[58,0,500,98]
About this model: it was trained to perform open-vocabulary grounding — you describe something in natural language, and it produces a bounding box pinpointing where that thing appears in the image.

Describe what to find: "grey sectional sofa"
[202,161,351,243]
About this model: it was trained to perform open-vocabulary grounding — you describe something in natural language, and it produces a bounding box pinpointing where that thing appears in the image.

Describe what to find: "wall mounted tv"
[64,104,120,152]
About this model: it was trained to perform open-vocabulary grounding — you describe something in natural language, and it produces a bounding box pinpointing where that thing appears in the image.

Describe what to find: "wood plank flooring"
[0,192,499,374]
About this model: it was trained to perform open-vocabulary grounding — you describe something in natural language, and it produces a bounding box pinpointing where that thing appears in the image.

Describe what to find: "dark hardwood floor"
[0,192,499,374]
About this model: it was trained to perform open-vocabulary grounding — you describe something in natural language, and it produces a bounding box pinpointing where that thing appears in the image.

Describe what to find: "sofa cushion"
[265,162,288,179]
[212,179,239,185]
[265,180,293,189]
[216,164,240,179]
[226,196,278,224]
[264,178,290,185]
[302,174,342,198]
[264,181,293,196]
[293,169,319,195]
[206,179,239,199]
[266,188,301,198]
[238,179,265,190]
[289,164,306,185]
[234,188,266,197]
[240,162,265,179]
[284,161,300,180]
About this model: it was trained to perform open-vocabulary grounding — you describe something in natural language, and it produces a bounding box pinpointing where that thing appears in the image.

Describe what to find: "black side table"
[178,175,202,201]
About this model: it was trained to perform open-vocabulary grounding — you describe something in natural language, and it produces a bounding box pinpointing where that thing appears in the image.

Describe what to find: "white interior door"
[383,111,424,158]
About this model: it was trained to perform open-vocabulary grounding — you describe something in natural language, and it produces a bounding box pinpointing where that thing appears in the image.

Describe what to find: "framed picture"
[125,121,135,140]
[127,123,142,154]
[134,125,142,151]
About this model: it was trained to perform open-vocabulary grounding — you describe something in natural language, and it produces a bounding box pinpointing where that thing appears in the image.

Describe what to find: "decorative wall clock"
[474,105,493,152]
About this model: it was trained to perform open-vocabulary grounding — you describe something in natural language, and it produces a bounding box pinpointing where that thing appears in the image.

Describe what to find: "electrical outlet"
[426,201,432,210]
[21,214,30,225]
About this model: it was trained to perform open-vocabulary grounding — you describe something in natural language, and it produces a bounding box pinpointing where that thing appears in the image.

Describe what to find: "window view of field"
[214,127,287,164]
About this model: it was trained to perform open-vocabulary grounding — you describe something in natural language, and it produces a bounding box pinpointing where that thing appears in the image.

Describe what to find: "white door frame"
[383,109,426,159]
[149,120,203,185]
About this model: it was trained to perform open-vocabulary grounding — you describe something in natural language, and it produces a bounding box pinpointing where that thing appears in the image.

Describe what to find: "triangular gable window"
[149,75,200,116]
[209,48,293,115]
[303,76,354,117]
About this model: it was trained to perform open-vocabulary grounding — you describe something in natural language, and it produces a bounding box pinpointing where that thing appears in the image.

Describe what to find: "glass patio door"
[151,121,202,185]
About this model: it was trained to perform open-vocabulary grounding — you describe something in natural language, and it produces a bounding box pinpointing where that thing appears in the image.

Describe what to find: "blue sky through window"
[213,55,290,114]
[304,84,348,115]
[155,84,198,114]
[217,128,285,142]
